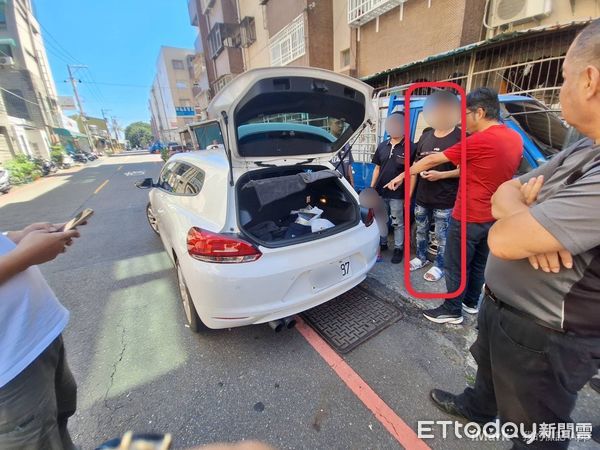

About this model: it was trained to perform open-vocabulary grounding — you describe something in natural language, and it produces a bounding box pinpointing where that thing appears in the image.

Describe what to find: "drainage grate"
[301,286,403,354]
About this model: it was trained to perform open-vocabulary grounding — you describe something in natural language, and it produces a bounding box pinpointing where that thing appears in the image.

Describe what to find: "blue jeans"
[443,218,493,315]
[414,205,451,270]
[382,198,404,249]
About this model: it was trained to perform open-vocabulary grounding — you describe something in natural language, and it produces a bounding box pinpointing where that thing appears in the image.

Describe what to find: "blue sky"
[34,0,197,128]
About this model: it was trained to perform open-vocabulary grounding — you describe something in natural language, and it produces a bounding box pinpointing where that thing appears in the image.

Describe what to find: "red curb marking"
[296,317,431,450]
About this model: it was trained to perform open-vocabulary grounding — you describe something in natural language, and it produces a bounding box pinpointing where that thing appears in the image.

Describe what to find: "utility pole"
[67,64,95,151]
[100,108,115,153]
[111,116,121,149]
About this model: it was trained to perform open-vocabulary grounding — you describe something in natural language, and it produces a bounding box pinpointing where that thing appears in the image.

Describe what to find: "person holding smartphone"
[0,222,81,450]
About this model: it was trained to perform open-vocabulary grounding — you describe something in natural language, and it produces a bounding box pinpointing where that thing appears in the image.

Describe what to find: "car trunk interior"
[237,166,359,247]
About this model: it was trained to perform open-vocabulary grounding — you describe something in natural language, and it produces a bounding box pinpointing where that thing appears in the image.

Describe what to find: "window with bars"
[172,59,185,70]
[2,89,31,120]
[269,14,305,67]
[240,16,256,48]
[208,23,225,59]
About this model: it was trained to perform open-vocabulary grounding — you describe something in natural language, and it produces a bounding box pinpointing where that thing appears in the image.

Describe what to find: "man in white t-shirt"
[0,222,80,449]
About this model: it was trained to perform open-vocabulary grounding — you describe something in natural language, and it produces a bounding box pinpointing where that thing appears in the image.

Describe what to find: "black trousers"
[443,219,493,314]
[0,336,77,450]
[456,296,600,449]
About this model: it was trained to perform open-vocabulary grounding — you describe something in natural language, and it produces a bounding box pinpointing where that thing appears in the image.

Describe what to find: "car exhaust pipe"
[268,319,285,333]
[283,316,297,329]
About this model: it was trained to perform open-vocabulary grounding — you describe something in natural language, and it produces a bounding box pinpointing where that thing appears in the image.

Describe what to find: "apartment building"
[0,0,63,162]
[188,0,334,93]
[188,0,245,96]
[148,46,197,143]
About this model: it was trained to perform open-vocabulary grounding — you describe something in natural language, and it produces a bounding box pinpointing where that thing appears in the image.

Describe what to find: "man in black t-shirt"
[371,112,416,264]
[409,91,461,281]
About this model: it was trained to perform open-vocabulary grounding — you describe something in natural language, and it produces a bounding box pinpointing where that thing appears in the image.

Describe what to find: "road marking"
[117,165,123,171]
[94,179,109,194]
[296,317,431,450]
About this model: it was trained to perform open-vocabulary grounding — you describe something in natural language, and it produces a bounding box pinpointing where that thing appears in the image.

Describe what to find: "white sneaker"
[462,303,479,315]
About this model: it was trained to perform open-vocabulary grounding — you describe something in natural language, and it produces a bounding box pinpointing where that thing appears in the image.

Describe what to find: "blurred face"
[424,99,460,131]
[385,115,404,139]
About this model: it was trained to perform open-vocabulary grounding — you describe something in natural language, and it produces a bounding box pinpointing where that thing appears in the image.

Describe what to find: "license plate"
[311,258,352,291]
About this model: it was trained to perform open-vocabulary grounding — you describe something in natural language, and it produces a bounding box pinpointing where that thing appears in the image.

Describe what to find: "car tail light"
[360,207,375,227]
[187,227,262,263]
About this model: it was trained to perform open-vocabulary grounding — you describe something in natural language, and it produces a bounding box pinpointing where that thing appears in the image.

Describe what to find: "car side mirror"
[135,177,154,189]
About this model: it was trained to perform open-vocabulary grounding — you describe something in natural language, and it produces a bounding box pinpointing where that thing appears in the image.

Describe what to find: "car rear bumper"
[181,224,379,329]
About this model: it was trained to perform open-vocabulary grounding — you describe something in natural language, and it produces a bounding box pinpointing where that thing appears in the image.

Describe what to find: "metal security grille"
[368,26,580,109]
[359,25,584,160]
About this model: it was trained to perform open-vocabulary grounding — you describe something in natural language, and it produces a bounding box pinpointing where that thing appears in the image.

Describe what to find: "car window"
[158,162,177,192]
[502,101,568,158]
[193,122,224,150]
[173,163,205,195]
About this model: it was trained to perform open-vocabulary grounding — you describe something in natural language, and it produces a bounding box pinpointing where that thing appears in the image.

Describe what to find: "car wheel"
[146,203,159,234]
[176,262,206,333]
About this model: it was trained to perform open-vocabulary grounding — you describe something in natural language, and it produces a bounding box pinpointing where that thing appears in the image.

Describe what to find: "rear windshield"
[502,101,569,158]
[234,76,366,158]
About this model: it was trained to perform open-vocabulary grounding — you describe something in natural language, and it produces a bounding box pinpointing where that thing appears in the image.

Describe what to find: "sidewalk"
[0,162,97,208]
[365,250,598,449]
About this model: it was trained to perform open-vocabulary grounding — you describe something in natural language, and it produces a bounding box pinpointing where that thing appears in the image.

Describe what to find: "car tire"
[176,261,207,333]
[146,202,159,235]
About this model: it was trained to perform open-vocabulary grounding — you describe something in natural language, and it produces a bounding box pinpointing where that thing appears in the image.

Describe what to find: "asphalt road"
[0,153,597,450]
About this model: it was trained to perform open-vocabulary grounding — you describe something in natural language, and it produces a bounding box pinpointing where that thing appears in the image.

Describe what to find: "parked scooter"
[32,158,58,176]
[72,153,89,164]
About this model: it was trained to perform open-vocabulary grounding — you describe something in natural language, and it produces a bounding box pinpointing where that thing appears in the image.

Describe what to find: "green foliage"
[5,154,42,184]
[50,145,65,165]
[160,147,169,162]
[125,121,153,148]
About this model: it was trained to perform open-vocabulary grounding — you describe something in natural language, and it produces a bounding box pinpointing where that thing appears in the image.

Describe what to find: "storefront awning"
[54,127,87,139]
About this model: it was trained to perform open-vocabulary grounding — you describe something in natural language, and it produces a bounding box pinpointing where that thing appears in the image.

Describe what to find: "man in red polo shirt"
[385,87,522,323]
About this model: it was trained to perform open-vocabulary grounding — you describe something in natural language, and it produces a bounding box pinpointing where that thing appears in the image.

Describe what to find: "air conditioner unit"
[489,0,552,28]
[0,56,15,67]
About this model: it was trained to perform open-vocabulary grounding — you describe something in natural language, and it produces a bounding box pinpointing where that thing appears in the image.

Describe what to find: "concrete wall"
[306,0,334,70]
[332,0,352,73]
[238,1,270,69]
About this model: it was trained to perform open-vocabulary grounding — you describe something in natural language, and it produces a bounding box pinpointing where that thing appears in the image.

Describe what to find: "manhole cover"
[301,286,402,354]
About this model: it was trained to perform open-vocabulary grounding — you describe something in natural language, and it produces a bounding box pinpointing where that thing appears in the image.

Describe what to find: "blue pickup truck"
[352,94,573,191]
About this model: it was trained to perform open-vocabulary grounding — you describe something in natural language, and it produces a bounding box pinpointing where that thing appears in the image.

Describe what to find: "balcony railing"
[347,0,405,27]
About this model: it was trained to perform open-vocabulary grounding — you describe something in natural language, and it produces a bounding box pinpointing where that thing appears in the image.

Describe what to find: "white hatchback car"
[137,67,379,332]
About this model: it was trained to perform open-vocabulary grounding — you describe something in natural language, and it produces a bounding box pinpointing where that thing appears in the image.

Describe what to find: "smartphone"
[62,208,94,231]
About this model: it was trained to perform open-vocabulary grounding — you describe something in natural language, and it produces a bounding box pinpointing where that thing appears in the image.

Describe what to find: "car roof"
[168,149,230,172]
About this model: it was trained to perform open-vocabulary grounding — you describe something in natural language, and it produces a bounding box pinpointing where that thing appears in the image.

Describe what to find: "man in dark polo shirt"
[429,19,600,449]
[371,112,416,264]
[385,88,523,323]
